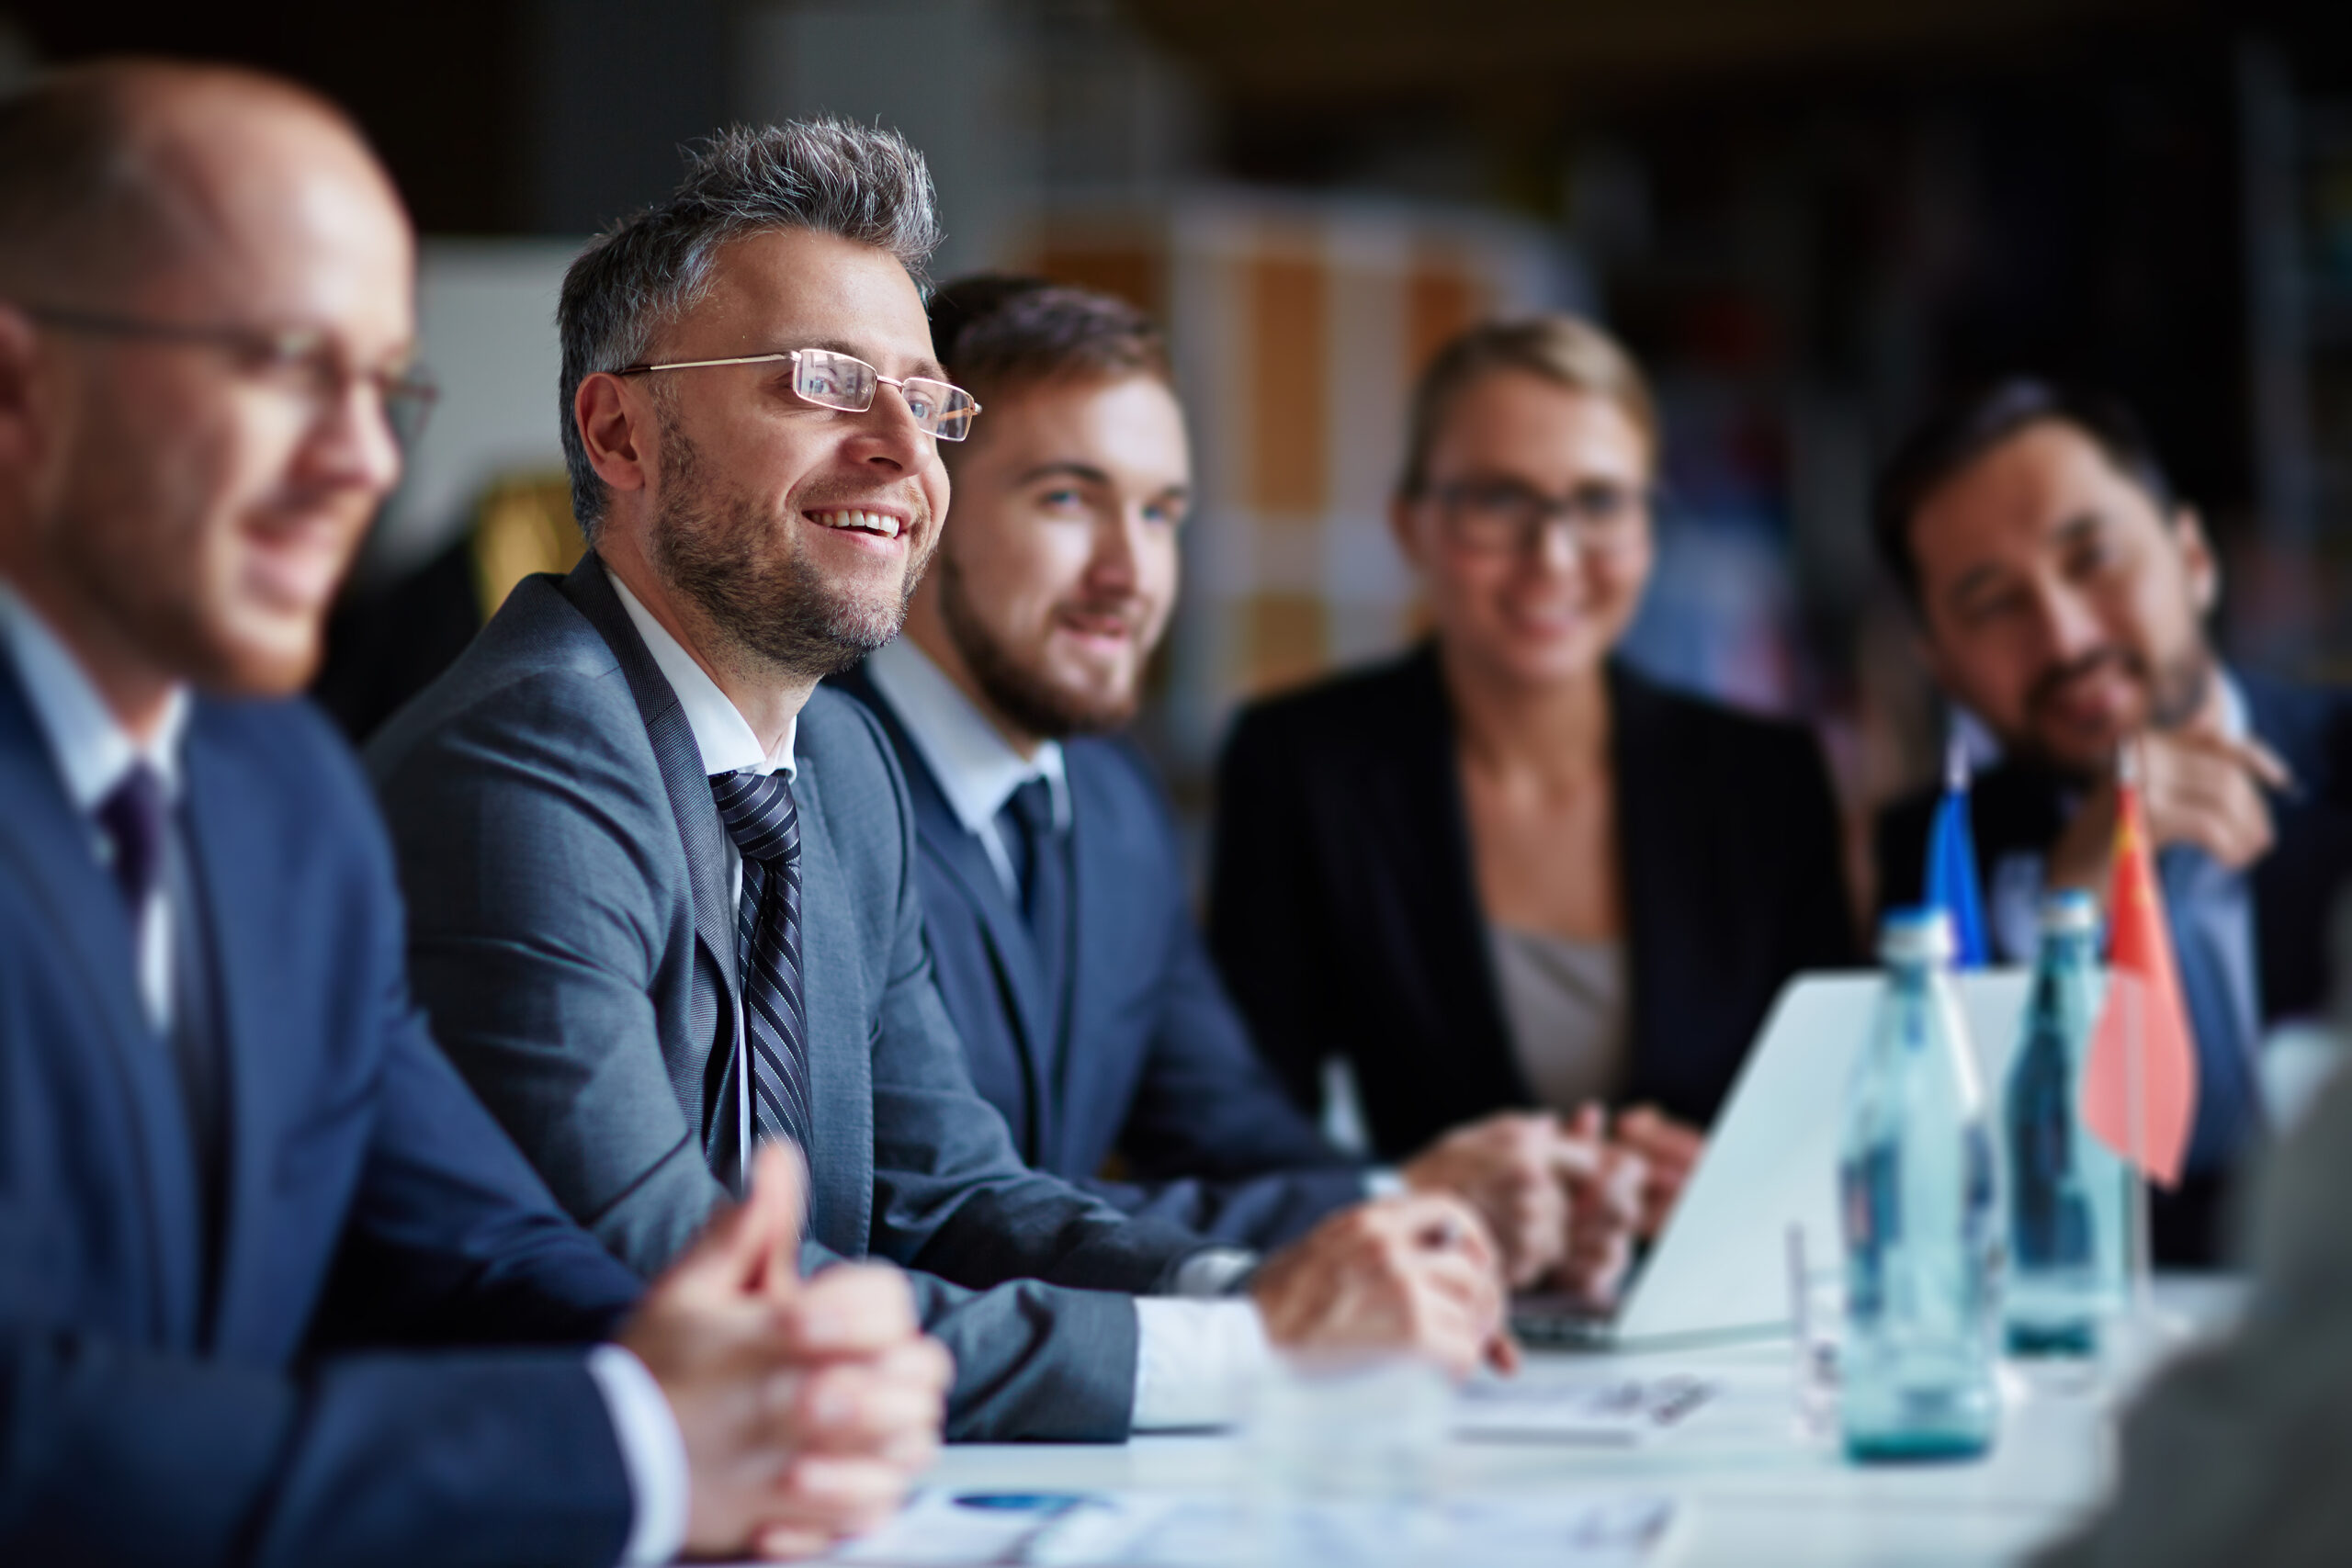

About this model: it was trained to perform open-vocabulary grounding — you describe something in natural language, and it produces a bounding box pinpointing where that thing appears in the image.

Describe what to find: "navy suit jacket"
[0,652,647,1567]
[836,666,1364,1250]
[1210,646,1858,1158]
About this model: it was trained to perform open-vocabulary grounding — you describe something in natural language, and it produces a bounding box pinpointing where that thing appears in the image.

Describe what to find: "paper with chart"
[1450,1370,1718,1444]
[812,1487,1679,1567]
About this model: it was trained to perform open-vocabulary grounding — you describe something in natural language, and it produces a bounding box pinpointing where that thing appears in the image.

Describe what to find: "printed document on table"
[1451,1371,1717,1444]
[803,1487,1679,1567]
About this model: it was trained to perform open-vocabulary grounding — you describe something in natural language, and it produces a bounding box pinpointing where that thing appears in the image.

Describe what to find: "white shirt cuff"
[1168,1247,1259,1298]
[1131,1296,1273,1430]
[586,1344,690,1567]
[1362,1167,1408,1201]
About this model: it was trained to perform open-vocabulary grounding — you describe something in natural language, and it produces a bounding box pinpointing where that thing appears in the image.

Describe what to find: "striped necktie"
[710,768,814,1156]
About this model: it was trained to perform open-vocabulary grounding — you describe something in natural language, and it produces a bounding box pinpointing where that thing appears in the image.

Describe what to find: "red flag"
[2080,782,2199,1187]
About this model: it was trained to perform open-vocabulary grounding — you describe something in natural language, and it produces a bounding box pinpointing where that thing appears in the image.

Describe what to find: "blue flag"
[1924,736,1991,968]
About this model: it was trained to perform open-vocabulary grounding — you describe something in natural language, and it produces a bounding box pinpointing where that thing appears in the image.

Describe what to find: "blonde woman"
[1209,315,1854,1236]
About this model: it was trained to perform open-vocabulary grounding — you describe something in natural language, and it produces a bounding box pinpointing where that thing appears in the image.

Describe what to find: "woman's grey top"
[1487,925,1629,1112]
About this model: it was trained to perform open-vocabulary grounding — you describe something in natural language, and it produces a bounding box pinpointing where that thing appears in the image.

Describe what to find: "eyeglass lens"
[1439,479,1650,549]
[791,348,977,441]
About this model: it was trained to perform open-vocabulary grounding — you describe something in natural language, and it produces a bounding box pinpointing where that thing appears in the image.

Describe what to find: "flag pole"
[2125,976,2154,1323]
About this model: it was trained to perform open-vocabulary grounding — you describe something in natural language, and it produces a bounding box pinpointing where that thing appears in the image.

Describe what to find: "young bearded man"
[835,276,1642,1301]
[0,63,946,1566]
[1872,378,2352,1264]
[367,121,1512,1446]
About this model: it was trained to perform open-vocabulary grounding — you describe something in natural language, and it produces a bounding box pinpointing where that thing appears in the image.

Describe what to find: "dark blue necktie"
[995,776,1071,1044]
[710,769,814,1156]
[95,762,166,920]
[96,761,226,1312]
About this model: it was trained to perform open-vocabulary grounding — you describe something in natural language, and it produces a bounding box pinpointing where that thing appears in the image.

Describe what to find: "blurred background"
[7,0,2352,903]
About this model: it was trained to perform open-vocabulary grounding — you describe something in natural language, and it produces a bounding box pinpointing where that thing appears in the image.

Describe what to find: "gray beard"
[650,426,925,683]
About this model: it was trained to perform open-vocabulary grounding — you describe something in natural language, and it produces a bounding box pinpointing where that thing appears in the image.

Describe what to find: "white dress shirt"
[0,581,686,1568]
[862,636,1275,1427]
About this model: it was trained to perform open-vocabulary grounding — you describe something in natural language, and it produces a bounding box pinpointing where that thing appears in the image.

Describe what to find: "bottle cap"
[1879,906,1956,964]
[2039,888,2098,934]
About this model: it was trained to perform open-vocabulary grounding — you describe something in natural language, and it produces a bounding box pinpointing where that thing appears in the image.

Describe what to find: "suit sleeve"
[0,752,639,1568]
[370,680,730,1279]
[0,1329,633,1568]
[1100,861,1363,1248]
[1206,705,1331,1116]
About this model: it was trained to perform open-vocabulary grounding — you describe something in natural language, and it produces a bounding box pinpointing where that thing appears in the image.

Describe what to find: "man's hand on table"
[617,1145,951,1561]
[1250,1193,1518,1378]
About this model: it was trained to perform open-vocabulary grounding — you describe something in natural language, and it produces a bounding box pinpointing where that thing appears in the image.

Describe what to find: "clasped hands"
[617,1145,951,1561]
[1400,1105,1701,1299]
[1249,1103,1703,1383]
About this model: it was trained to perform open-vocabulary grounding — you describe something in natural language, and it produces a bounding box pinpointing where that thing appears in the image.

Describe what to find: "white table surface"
[910,1276,2245,1568]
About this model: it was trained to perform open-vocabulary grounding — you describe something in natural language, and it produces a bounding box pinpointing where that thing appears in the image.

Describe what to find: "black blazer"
[837,665,1364,1250]
[1209,645,1856,1159]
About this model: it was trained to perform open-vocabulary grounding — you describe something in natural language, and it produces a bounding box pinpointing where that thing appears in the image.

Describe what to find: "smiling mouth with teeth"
[807,507,906,540]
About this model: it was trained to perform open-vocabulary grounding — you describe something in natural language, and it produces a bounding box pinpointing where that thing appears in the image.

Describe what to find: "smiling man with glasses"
[368,118,1512,1447]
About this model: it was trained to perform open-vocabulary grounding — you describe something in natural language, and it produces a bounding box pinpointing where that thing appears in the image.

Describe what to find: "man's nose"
[854,383,936,472]
[310,377,405,500]
[2030,581,2109,665]
[1088,507,1145,589]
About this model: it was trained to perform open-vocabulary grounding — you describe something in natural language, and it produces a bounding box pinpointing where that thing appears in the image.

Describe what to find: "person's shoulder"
[1614,663,1824,777]
[796,684,914,833]
[365,574,640,775]
[1223,644,1442,774]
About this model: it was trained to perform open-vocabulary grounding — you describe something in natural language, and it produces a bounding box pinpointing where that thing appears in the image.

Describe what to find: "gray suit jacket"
[366,554,1211,1441]
[2034,1057,2352,1563]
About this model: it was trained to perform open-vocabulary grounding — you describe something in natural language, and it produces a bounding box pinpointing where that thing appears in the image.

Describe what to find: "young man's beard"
[937,550,1144,741]
[650,423,929,682]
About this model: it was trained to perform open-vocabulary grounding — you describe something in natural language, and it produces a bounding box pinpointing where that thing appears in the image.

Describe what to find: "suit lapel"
[1389,648,1532,1111]
[1606,665,1677,1103]
[839,668,1061,1126]
[181,706,287,1353]
[557,556,741,1151]
[1055,753,1122,1176]
[0,655,202,1345]
[782,755,874,1253]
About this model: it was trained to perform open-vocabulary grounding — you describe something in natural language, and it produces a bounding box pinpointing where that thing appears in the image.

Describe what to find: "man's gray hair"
[558,117,944,538]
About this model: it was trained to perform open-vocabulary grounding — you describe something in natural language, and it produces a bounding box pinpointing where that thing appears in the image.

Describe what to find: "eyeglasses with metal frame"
[17,303,440,447]
[614,345,981,442]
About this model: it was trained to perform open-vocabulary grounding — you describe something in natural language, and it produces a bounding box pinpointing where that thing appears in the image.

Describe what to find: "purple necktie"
[95,762,167,919]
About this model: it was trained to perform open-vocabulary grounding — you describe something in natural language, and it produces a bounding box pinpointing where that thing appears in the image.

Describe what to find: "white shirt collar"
[609,572,796,781]
[0,579,189,811]
[865,635,1067,836]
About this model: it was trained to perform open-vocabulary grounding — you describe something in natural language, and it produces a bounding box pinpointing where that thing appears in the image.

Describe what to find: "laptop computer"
[1512,967,2035,1351]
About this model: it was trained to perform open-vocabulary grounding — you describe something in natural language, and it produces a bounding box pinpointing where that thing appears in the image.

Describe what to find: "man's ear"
[0,303,51,473]
[2173,504,2221,617]
[574,371,653,499]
